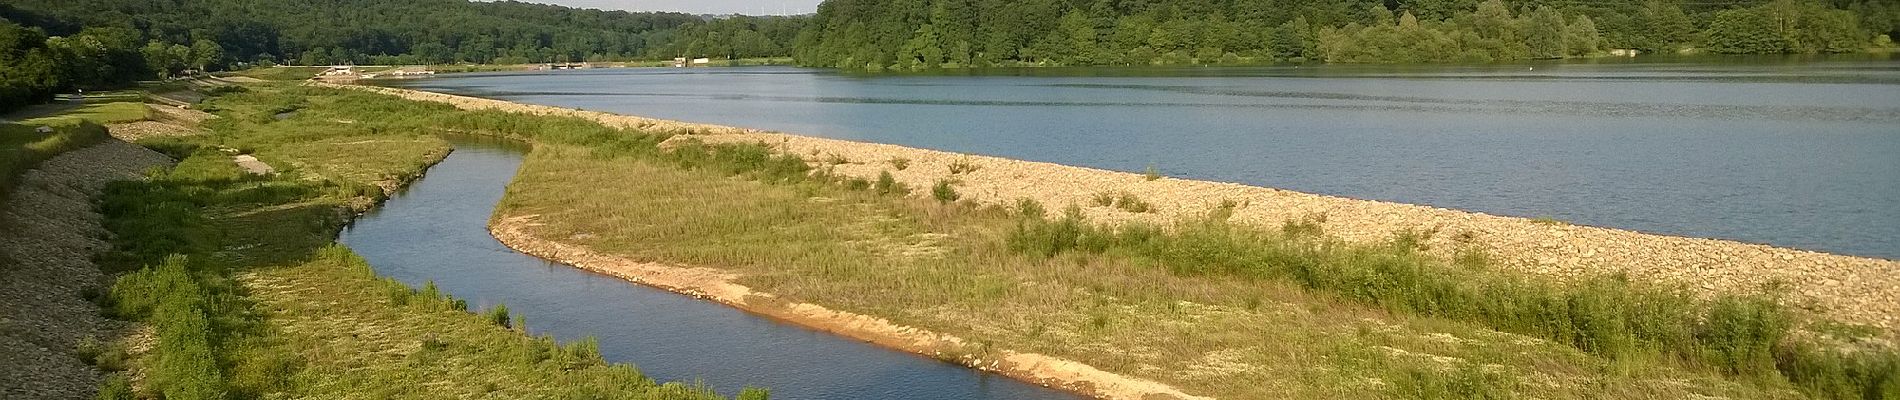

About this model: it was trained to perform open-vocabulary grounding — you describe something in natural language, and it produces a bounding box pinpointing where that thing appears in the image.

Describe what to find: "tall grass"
[1006,211,1900,400]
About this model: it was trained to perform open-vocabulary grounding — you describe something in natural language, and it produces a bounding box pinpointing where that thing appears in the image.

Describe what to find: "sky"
[512,0,825,15]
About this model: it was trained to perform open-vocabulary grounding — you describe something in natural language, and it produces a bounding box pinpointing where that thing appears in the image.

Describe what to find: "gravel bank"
[0,139,172,399]
[337,83,1900,336]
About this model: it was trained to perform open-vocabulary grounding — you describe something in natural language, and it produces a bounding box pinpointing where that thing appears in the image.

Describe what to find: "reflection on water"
[389,56,1900,259]
[338,140,1079,400]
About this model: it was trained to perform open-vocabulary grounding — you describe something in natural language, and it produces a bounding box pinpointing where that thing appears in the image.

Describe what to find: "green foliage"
[947,158,979,174]
[1090,191,1153,213]
[797,0,1889,67]
[489,304,514,329]
[3,0,798,67]
[931,179,960,203]
[874,170,907,196]
[736,387,772,400]
[95,373,132,400]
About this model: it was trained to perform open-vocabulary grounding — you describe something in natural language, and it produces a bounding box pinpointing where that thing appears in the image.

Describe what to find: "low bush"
[932,180,960,203]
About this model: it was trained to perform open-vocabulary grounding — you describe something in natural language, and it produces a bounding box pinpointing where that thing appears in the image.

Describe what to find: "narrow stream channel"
[336,138,1079,399]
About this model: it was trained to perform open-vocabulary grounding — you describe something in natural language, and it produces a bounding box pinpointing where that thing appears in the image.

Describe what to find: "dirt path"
[335,83,1900,336]
[490,215,1210,400]
[0,139,173,399]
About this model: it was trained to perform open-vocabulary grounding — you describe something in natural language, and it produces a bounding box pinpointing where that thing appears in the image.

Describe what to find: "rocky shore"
[334,83,1900,337]
[0,139,172,399]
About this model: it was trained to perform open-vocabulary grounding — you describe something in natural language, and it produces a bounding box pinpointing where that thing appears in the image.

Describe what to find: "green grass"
[93,84,757,399]
[13,101,153,126]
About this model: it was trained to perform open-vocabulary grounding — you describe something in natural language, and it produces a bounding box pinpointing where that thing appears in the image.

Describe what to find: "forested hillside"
[793,0,1900,69]
[0,0,801,112]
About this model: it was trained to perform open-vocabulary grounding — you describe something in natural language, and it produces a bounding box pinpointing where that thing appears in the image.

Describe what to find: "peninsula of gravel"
[341,83,1900,335]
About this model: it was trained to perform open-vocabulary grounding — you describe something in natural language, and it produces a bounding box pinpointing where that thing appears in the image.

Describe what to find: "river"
[387,56,1900,259]
[337,138,1078,399]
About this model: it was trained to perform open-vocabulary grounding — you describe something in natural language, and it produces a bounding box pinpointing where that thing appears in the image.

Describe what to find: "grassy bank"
[462,103,1892,398]
[176,82,1899,399]
[90,83,756,399]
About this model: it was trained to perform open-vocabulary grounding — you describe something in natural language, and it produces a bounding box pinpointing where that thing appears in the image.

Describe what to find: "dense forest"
[794,0,1900,69]
[8,0,1900,111]
[0,0,802,112]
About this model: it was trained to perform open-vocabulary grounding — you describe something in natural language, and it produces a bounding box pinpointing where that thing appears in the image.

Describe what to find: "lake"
[388,56,1900,260]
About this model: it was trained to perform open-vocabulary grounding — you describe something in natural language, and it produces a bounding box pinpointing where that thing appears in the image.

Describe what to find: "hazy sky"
[514,0,824,15]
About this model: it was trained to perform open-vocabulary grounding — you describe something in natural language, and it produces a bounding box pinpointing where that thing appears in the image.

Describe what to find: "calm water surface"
[390,57,1900,259]
[337,139,1077,400]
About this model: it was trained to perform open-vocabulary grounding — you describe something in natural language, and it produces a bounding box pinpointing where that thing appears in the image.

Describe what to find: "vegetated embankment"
[341,82,1900,336]
[0,137,171,399]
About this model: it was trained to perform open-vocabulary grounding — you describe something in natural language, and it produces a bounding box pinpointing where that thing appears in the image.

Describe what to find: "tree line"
[1,0,803,69]
[0,0,803,113]
[793,0,1900,69]
[8,0,1899,112]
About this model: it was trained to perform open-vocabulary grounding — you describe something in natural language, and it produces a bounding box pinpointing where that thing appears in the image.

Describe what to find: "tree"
[1706,8,1789,54]
[1565,15,1600,56]
[1526,6,1566,59]
[190,39,223,71]
[1640,0,1696,52]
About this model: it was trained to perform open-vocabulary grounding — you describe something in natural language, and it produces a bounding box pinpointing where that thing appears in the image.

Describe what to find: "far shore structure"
[331,82,1900,338]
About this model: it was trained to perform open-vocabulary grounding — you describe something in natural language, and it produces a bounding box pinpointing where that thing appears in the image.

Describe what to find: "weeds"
[875,171,908,196]
[948,158,980,174]
[890,157,911,170]
[932,180,961,203]
[1088,191,1153,213]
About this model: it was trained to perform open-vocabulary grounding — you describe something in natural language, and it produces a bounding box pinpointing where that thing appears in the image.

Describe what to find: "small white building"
[692,58,711,65]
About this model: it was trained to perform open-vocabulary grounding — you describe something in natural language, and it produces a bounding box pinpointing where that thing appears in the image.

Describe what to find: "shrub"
[1114,193,1153,213]
[489,304,513,329]
[889,157,910,170]
[1144,164,1161,181]
[874,171,907,196]
[931,180,960,204]
[948,159,980,174]
[737,387,772,400]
